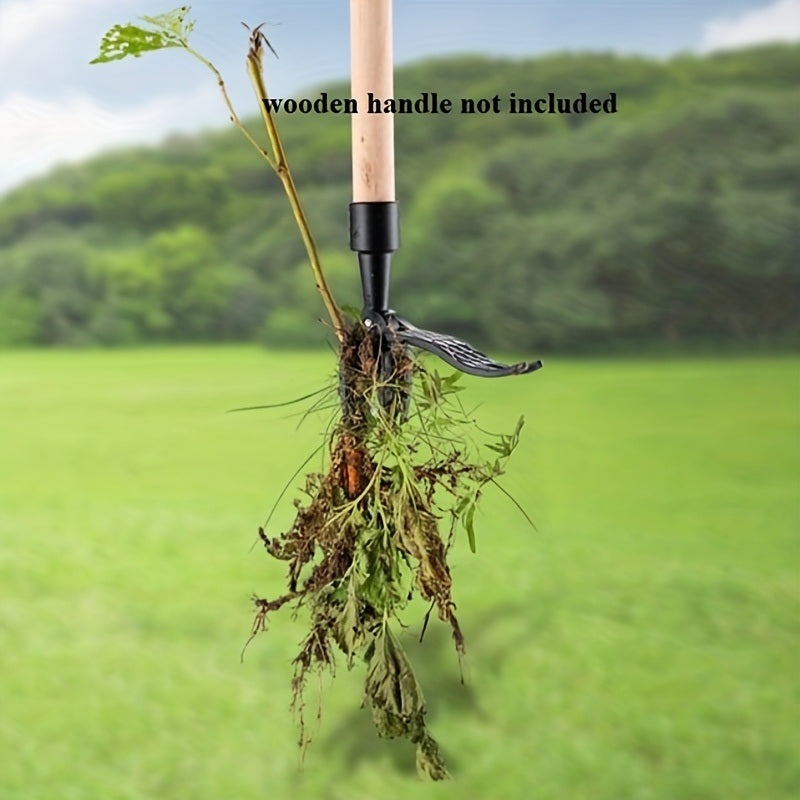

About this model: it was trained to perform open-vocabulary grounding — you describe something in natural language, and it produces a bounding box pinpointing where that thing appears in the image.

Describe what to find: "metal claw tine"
[389,315,542,378]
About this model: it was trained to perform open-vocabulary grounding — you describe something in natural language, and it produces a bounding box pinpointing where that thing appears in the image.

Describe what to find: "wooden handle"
[350,0,395,202]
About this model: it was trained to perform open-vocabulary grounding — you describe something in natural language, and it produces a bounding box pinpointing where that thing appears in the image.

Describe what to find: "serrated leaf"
[337,577,361,662]
[90,6,193,64]
[365,627,425,736]
[90,24,175,63]
[357,531,404,613]
[416,732,450,781]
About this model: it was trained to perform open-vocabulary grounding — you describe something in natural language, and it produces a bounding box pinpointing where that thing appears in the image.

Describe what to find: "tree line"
[0,45,798,350]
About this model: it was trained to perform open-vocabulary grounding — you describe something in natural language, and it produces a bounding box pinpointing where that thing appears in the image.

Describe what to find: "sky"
[1,0,799,195]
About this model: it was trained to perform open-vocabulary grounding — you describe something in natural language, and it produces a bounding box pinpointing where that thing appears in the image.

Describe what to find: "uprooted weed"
[246,320,525,779]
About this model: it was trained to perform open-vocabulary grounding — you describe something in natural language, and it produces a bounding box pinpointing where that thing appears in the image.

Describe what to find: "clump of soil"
[248,320,523,780]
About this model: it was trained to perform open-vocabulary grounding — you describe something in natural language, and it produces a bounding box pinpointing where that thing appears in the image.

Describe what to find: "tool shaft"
[350,0,395,202]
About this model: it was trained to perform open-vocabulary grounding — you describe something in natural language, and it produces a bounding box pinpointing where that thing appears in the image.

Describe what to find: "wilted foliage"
[246,320,525,777]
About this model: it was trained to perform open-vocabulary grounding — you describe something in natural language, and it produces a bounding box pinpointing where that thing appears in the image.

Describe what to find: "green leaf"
[337,577,361,662]
[90,6,193,64]
[510,415,525,449]
[364,626,425,736]
[465,501,477,553]
[340,304,362,322]
[440,371,465,396]
[141,6,195,37]
[416,731,450,781]
[364,627,450,779]
[485,415,525,458]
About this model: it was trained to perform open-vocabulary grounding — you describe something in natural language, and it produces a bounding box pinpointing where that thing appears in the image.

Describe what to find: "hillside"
[0,45,798,349]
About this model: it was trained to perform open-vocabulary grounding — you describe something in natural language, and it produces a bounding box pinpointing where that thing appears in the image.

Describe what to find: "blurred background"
[0,0,798,349]
[0,2,798,799]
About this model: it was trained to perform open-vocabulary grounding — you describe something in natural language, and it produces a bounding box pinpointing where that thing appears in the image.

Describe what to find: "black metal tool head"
[351,201,542,380]
[365,312,542,378]
[390,315,542,377]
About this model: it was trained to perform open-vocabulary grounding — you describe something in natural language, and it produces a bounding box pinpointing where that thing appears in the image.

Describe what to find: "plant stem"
[185,44,275,169]
[245,36,344,341]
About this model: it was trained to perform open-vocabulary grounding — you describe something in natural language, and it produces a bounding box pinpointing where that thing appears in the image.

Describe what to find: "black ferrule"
[349,202,399,314]
[349,201,399,252]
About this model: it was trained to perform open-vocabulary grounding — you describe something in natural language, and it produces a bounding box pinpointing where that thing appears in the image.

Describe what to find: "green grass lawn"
[0,347,798,800]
